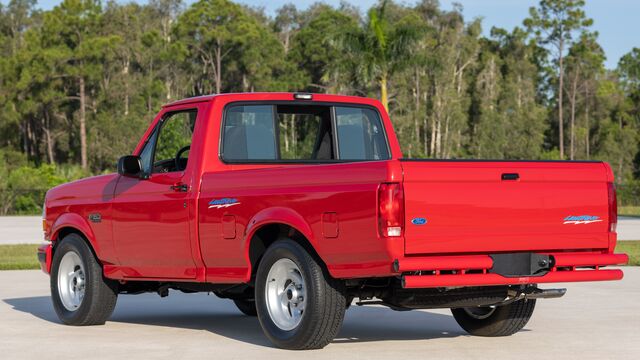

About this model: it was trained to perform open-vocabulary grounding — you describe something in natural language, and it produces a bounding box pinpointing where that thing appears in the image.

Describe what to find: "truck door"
[112,108,200,279]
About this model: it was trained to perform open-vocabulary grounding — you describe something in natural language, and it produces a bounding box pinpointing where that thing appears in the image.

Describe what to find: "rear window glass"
[221,103,388,162]
[277,105,333,160]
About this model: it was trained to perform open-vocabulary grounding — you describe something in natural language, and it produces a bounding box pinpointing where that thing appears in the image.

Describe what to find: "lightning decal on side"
[208,198,240,209]
[563,215,603,225]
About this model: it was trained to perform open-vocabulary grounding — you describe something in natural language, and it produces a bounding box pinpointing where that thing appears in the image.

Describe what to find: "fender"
[51,212,100,256]
[242,206,317,281]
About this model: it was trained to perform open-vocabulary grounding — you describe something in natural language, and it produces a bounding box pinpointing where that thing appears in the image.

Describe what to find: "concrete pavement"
[2,216,640,245]
[0,217,45,245]
[0,269,638,359]
[617,216,640,240]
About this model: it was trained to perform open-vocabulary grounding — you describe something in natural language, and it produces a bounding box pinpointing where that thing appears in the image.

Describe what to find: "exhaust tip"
[524,288,567,300]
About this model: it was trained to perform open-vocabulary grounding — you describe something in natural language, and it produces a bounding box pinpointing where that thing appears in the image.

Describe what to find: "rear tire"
[451,299,536,337]
[255,239,346,350]
[50,234,118,325]
[233,298,257,316]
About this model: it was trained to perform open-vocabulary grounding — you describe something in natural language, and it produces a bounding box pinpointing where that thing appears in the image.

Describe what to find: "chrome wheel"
[57,251,86,311]
[264,258,306,331]
[463,306,496,320]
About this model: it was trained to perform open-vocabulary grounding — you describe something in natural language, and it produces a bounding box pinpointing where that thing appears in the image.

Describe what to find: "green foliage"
[618,48,640,93]
[0,0,639,212]
[174,0,288,94]
[524,0,594,160]
[524,0,593,48]
[617,181,640,207]
[336,0,424,109]
[0,149,87,214]
[155,112,194,161]
[288,6,357,93]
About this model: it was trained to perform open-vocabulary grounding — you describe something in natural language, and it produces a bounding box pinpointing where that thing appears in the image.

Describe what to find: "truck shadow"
[4,293,464,347]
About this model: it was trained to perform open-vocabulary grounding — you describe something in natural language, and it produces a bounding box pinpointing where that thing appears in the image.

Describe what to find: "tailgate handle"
[501,173,519,181]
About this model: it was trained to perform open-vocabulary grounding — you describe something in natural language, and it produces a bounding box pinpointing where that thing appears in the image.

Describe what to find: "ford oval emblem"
[411,217,427,225]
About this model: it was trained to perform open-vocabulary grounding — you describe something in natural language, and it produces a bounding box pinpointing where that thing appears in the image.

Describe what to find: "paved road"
[0,217,45,245]
[2,216,640,245]
[0,269,638,359]
[618,216,640,240]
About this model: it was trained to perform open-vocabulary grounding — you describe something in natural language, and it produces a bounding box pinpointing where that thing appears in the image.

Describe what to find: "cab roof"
[161,92,380,108]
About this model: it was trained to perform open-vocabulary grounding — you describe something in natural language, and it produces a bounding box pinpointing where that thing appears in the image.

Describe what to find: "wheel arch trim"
[242,207,323,282]
[50,213,101,260]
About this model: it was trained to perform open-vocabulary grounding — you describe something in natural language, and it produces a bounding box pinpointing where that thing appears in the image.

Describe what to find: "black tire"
[50,233,118,325]
[451,299,536,337]
[255,239,346,350]
[233,298,257,316]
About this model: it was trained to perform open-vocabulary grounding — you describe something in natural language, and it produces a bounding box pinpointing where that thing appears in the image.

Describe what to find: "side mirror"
[117,155,142,178]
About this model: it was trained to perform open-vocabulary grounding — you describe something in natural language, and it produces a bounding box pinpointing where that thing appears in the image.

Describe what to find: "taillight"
[608,182,617,233]
[378,183,404,237]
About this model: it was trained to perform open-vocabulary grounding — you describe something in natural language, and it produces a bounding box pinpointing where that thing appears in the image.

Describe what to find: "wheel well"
[54,227,100,263]
[248,223,326,278]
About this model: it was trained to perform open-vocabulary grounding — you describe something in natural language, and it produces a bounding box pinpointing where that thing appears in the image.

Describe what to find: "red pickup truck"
[38,92,628,349]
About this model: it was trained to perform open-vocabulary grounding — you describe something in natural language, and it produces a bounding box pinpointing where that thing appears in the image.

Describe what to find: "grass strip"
[619,206,640,217]
[0,244,40,270]
[615,241,640,266]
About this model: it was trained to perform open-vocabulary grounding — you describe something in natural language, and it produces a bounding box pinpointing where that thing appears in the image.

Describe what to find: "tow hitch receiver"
[489,253,553,277]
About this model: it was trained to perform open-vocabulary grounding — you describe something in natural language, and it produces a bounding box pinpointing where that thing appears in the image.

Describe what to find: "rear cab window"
[221,103,390,163]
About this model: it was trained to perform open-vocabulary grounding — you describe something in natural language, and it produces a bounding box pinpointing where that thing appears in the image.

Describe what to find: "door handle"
[501,173,520,181]
[170,183,188,192]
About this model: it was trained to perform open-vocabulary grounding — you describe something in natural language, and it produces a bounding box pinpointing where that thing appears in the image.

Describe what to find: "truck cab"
[38,92,628,350]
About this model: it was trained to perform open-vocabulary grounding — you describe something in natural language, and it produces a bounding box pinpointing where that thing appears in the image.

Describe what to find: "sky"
[16,0,640,69]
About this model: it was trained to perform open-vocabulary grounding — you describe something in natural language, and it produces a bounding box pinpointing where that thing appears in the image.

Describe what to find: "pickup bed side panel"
[198,161,394,283]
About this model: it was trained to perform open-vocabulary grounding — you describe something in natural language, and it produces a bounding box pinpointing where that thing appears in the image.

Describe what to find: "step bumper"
[396,252,628,289]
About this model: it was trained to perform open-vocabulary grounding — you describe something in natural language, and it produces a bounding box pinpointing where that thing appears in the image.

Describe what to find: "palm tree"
[337,0,422,110]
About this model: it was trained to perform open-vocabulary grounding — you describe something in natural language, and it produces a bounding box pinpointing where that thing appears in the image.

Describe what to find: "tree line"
[1,0,640,214]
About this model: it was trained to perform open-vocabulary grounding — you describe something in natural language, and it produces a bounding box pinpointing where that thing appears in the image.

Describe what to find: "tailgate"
[401,160,611,255]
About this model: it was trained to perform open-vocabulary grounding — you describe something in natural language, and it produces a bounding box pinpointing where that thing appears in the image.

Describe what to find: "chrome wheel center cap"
[57,252,86,311]
[265,259,307,331]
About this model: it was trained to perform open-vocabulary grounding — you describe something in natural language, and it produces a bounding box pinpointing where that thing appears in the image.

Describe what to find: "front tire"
[50,234,118,325]
[451,299,536,337]
[255,239,346,350]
